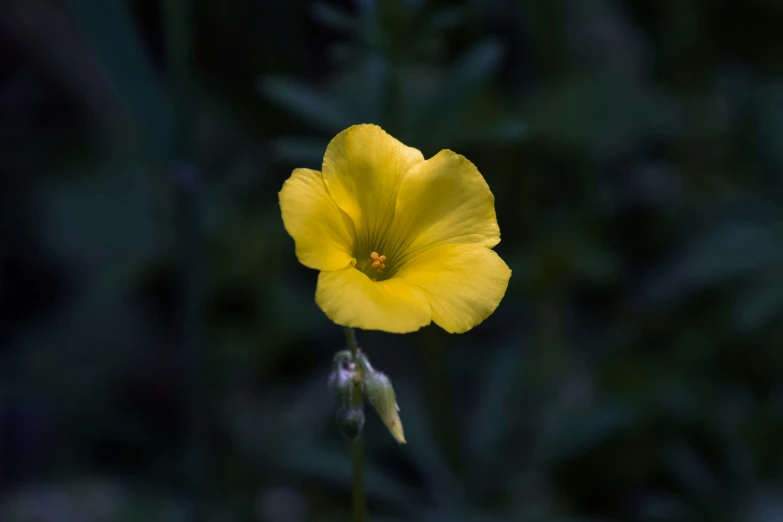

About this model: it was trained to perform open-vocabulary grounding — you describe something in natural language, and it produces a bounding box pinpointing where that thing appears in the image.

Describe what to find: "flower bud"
[364,370,406,444]
[354,351,374,374]
[336,407,365,441]
[328,350,355,401]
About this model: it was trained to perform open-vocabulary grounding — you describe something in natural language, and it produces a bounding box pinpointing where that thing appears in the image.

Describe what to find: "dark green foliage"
[1,0,782,521]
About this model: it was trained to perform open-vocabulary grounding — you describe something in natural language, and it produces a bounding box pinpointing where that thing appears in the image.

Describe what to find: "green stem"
[163,0,191,149]
[344,327,366,522]
[163,3,206,522]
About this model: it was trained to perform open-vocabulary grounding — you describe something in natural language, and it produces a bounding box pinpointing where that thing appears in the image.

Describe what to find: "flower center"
[356,251,388,281]
[370,252,386,273]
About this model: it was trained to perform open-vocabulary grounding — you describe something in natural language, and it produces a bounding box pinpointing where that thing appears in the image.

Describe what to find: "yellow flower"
[279,124,511,334]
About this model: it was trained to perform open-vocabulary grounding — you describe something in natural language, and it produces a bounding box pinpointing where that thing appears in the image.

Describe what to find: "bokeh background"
[2,0,783,521]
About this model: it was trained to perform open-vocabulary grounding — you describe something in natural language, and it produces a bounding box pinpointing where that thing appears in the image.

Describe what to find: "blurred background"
[2,0,783,521]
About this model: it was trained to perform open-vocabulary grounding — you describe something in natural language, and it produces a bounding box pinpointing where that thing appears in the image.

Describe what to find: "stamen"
[369,252,387,276]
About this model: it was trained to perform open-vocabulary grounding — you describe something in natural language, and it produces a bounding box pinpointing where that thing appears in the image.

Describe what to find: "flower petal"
[322,124,424,252]
[279,168,356,271]
[396,244,511,333]
[384,150,500,269]
[316,268,431,333]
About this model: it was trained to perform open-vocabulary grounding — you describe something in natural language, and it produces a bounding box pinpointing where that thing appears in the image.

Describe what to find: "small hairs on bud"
[364,371,406,444]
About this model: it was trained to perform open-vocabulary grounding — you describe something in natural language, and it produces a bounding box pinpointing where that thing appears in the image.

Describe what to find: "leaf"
[637,493,688,521]
[418,514,515,522]
[523,77,677,160]
[425,40,504,128]
[445,118,528,147]
[426,6,469,32]
[13,286,149,413]
[645,218,783,304]
[356,53,389,123]
[743,490,783,522]
[467,343,525,496]
[395,385,465,508]
[539,403,634,465]
[260,76,354,132]
[734,274,783,331]
[311,2,356,33]
[756,83,783,176]
[66,0,172,158]
[663,442,716,498]
[284,445,417,509]
[39,165,161,279]
[421,516,609,522]
[564,0,648,76]
[330,52,389,123]
[445,40,504,101]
